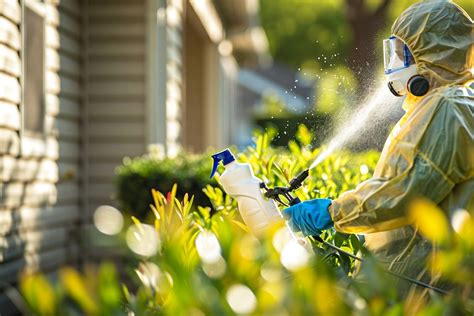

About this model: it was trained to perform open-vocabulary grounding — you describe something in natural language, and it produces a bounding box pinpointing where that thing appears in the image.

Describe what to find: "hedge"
[116,153,213,219]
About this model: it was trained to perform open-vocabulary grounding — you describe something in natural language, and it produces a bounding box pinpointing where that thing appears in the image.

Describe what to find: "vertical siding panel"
[85,0,146,217]
[165,1,183,156]
[48,1,82,225]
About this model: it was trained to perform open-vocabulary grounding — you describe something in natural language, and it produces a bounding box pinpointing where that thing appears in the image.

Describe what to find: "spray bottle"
[210,149,309,237]
[210,149,286,236]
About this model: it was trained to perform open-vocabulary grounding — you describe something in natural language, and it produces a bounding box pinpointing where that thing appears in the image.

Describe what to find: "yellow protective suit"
[329,0,473,294]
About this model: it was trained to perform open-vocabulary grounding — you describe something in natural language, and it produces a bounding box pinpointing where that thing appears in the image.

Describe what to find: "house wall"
[0,0,82,312]
[183,4,208,152]
[183,0,239,152]
[0,0,247,310]
[83,0,147,223]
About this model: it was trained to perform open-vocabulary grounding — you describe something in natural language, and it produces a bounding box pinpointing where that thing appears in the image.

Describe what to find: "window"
[23,1,45,135]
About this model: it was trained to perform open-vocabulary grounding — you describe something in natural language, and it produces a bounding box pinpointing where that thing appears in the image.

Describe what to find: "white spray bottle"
[210,149,286,237]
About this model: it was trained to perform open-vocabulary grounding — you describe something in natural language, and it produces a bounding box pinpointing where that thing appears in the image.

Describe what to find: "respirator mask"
[383,36,429,97]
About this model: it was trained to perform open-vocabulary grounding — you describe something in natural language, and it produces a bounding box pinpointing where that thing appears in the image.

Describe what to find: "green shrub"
[116,153,214,219]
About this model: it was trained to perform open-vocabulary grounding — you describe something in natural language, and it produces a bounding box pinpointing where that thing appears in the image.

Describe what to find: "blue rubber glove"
[283,199,333,236]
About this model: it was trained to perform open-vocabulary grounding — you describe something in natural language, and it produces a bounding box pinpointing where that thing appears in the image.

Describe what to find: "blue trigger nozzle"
[210,149,235,178]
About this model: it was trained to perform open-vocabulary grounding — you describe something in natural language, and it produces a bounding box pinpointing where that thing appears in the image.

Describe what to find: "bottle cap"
[210,149,235,178]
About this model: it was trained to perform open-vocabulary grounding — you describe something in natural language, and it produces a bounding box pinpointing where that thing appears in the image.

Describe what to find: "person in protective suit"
[283,0,473,296]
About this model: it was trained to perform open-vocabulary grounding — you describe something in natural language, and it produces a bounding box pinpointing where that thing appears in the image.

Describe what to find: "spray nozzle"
[289,169,309,191]
[210,149,235,178]
[263,169,310,206]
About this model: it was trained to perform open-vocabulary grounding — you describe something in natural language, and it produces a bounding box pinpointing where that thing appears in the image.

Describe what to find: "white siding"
[84,0,146,220]
[0,0,82,309]
[164,2,184,156]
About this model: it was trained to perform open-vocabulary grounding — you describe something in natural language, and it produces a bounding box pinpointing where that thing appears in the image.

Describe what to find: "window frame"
[20,0,47,155]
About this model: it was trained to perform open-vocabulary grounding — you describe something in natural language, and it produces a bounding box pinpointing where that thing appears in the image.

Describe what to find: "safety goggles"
[383,36,415,74]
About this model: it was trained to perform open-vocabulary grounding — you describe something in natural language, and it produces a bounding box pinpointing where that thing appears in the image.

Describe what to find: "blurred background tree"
[260,0,473,96]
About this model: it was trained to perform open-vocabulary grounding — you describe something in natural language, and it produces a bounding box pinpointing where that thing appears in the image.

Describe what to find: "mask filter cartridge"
[408,75,430,96]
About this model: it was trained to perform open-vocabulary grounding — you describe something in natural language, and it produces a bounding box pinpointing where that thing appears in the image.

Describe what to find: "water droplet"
[126,224,160,257]
[226,284,257,314]
[272,227,293,253]
[195,231,221,264]
[94,205,123,235]
[260,262,282,282]
[202,256,226,279]
[280,238,311,271]
[135,262,161,290]
[451,208,470,233]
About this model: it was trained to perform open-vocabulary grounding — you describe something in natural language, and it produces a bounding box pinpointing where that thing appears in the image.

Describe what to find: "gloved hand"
[283,199,333,236]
